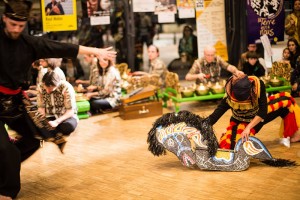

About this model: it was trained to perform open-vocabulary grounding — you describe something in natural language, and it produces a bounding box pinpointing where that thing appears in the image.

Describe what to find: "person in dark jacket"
[241,51,265,77]
[178,25,198,62]
[0,1,116,199]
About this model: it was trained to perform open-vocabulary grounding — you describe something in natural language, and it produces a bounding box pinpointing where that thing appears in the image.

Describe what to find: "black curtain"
[225,0,247,66]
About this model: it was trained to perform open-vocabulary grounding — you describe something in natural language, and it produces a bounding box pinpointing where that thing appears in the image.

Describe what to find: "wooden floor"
[15,99,300,200]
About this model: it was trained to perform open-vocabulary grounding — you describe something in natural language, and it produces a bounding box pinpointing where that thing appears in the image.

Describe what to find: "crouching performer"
[206,74,300,149]
[147,111,296,171]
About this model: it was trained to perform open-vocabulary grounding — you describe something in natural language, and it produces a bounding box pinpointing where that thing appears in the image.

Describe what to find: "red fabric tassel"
[283,112,298,138]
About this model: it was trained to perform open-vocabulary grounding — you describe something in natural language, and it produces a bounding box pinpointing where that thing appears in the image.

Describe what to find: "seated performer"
[37,71,78,153]
[132,45,168,87]
[206,74,300,149]
[84,58,121,114]
[185,46,244,83]
[75,54,97,88]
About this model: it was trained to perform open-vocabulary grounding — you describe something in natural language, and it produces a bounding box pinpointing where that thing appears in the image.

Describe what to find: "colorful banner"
[195,0,228,60]
[246,0,285,44]
[41,0,77,32]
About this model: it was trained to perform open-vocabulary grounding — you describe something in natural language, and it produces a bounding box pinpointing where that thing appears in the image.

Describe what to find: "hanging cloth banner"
[41,0,77,32]
[246,0,285,44]
[195,0,228,61]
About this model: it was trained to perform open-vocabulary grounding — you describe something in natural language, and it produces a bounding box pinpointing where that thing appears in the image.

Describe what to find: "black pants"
[0,94,40,198]
[89,98,112,112]
[47,116,78,136]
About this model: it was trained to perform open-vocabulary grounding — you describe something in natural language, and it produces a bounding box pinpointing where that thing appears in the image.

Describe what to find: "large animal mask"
[147,111,296,171]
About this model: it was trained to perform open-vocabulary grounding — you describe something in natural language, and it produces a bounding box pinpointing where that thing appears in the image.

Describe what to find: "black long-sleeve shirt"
[0,29,78,90]
[208,80,268,125]
[242,61,265,77]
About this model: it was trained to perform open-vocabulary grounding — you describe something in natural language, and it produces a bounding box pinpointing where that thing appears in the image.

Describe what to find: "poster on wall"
[87,0,113,25]
[41,0,77,31]
[133,0,155,12]
[177,0,195,18]
[246,0,285,44]
[155,0,177,23]
[154,0,177,14]
[196,0,228,60]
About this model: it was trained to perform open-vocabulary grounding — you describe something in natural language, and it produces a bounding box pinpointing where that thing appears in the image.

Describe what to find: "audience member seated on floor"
[238,43,267,71]
[75,54,97,87]
[178,25,198,63]
[271,47,292,81]
[60,57,84,85]
[287,37,300,69]
[77,54,96,81]
[205,74,300,149]
[185,46,244,84]
[84,58,121,114]
[37,71,78,153]
[241,51,266,77]
[132,45,168,87]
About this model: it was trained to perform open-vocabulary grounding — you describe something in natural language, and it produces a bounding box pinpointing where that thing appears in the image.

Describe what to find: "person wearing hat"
[0,0,116,199]
[206,74,300,150]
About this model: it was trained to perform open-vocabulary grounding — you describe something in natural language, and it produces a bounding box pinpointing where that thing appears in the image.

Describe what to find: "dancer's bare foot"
[291,132,300,143]
[0,195,12,200]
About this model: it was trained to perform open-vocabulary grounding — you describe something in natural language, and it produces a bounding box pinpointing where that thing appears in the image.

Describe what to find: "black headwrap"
[231,75,252,101]
[4,0,32,21]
